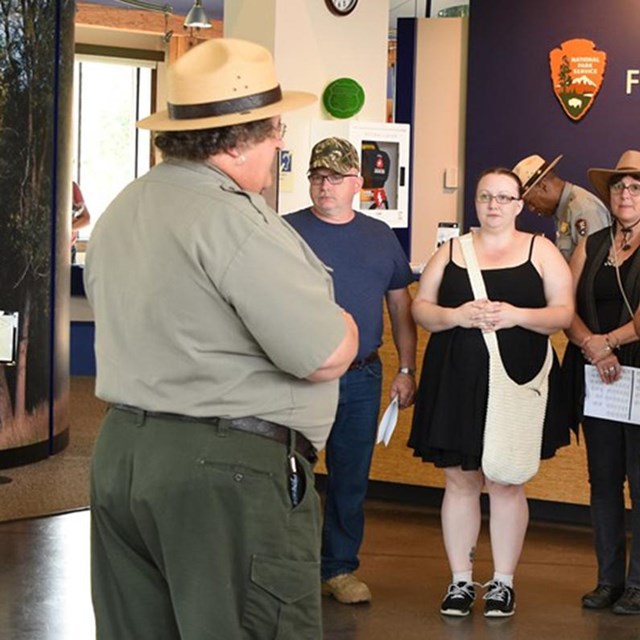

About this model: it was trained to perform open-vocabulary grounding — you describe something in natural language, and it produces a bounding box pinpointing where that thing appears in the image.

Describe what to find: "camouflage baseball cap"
[308,137,360,174]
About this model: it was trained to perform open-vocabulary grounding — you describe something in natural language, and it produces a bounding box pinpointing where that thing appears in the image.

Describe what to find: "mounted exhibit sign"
[322,77,365,119]
[549,38,607,121]
[0,312,18,364]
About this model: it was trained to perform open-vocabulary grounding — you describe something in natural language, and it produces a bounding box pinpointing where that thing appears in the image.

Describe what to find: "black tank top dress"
[408,236,570,469]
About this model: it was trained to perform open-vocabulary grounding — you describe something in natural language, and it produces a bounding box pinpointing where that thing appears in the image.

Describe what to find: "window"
[72,55,154,240]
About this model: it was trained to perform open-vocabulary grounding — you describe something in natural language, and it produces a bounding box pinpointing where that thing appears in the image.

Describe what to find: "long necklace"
[605,219,640,267]
[618,218,640,251]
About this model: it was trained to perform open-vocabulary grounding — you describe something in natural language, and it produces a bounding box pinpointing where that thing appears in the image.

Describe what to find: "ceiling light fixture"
[184,0,211,29]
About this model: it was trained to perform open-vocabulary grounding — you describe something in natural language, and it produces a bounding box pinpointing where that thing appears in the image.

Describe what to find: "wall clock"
[324,0,359,17]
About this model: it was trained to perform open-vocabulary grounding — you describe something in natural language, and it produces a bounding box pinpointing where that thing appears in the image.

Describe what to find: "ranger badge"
[575,218,588,237]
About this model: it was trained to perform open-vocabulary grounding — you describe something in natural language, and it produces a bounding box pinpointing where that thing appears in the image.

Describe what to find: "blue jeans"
[583,417,640,589]
[321,358,382,581]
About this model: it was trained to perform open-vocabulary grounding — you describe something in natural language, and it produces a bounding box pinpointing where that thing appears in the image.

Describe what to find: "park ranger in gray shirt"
[514,153,610,261]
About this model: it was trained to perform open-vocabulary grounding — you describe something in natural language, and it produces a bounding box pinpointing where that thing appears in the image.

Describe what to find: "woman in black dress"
[564,150,640,614]
[409,168,573,618]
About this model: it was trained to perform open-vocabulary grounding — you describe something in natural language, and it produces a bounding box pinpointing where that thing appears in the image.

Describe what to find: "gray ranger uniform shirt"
[85,159,346,450]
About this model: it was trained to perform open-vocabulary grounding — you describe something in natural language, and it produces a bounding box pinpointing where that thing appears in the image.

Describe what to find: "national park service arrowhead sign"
[549,39,607,121]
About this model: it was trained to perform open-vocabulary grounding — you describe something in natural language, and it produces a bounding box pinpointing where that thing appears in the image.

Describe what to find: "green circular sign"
[322,77,365,119]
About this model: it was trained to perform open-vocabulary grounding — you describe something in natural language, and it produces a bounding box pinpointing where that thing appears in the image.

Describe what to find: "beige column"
[410,17,468,262]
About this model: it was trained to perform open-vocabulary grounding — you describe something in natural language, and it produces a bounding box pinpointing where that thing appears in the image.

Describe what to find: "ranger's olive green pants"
[91,406,321,639]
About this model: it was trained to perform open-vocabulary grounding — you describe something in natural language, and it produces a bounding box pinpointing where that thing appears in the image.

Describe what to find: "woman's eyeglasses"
[610,182,640,197]
[308,173,359,186]
[476,192,519,205]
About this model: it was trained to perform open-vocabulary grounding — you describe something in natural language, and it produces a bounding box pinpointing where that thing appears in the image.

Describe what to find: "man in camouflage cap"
[285,137,417,605]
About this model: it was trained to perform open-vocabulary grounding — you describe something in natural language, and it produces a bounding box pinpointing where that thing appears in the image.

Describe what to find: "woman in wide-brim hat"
[85,38,359,639]
[563,149,640,614]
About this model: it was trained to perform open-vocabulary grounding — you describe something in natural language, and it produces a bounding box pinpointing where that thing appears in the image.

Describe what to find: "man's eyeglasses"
[308,173,359,186]
[273,122,287,139]
[476,192,520,205]
[610,182,640,197]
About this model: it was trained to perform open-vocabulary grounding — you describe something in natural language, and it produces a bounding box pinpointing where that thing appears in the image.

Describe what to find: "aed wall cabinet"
[310,121,411,229]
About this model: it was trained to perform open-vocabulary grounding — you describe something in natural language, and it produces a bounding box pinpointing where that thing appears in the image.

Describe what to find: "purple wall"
[464,0,640,233]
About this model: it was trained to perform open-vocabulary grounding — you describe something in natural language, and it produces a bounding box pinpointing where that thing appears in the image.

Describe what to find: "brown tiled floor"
[1,499,638,639]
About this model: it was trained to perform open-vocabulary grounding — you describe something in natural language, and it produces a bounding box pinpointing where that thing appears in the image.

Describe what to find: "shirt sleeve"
[386,230,414,290]
[216,219,347,379]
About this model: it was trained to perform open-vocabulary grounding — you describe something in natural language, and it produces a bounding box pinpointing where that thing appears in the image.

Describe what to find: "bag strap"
[458,233,553,382]
[458,233,487,298]
[458,233,500,358]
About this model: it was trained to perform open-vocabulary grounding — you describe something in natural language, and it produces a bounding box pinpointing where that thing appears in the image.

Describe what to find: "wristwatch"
[398,367,415,377]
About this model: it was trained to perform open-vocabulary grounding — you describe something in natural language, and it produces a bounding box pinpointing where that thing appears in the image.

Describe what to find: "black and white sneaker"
[440,581,476,617]
[483,580,516,617]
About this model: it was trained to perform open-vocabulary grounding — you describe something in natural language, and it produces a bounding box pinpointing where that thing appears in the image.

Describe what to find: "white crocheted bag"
[459,233,552,485]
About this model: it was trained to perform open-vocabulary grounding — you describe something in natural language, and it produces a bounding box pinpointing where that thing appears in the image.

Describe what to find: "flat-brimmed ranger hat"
[137,38,316,131]
[512,154,563,197]
[308,137,360,174]
[588,150,640,203]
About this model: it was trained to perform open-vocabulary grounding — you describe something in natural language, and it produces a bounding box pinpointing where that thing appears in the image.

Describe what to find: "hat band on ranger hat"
[522,161,552,192]
[168,85,283,121]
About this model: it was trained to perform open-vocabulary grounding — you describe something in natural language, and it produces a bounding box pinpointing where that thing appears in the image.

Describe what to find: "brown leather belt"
[110,404,317,463]
[347,351,379,371]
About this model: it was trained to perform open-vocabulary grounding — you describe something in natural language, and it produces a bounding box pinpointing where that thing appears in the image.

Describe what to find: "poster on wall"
[435,222,460,249]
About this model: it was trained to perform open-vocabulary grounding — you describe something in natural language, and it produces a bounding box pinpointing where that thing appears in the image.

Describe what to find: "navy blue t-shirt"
[284,208,413,359]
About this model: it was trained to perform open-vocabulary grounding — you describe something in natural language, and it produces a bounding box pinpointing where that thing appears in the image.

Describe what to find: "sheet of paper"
[584,364,640,424]
[376,395,399,446]
[0,312,18,363]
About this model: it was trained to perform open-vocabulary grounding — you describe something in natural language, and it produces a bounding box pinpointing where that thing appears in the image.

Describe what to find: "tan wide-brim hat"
[512,153,563,197]
[588,150,640,203]
[137,38,316,131]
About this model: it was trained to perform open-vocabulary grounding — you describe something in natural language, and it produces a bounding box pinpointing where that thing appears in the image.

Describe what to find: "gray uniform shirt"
[555,182,610,261]
[84,159,346,449]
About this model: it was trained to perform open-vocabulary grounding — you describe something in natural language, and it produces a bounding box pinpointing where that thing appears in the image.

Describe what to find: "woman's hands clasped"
[458,298,516,333]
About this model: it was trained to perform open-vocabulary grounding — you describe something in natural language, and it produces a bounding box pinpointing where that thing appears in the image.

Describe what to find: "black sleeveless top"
[408,235,570,469]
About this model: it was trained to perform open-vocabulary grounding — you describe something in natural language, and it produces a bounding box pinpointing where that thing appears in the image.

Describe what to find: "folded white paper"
[584,364,640,425]
[376,396,399,446]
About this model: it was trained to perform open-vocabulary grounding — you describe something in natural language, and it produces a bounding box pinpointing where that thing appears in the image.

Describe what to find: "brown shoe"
[322,573,372,604]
